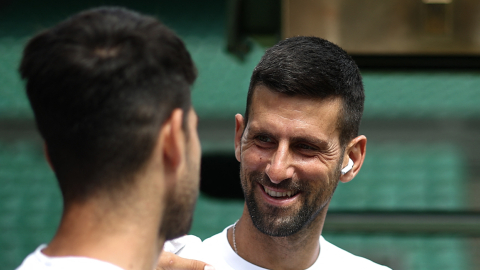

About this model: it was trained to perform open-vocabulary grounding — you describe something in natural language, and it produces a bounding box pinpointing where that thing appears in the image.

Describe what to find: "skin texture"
[229,85,366,270]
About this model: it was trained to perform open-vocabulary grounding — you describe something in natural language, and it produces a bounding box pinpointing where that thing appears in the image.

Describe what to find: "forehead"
[248,85,342,141]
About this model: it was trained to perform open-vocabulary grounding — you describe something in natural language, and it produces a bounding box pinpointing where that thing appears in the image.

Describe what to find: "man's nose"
[265,142,294,184]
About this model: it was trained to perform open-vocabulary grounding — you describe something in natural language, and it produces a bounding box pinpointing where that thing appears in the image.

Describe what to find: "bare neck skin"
[229,204,328,270]
[43,175,166,270]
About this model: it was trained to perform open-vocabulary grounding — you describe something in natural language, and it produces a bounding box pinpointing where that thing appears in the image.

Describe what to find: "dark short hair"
[245,36,364,146]
[19,7,197,203]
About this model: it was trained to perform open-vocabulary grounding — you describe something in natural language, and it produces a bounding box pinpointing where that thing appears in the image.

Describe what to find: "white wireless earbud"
[341,158,354,175]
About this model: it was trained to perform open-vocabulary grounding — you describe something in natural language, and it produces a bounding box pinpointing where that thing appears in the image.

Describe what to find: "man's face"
[236,86,344,237]
[164,108,201,240]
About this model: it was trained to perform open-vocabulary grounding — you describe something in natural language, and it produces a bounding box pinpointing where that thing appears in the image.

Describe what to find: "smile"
[263,186,298,198]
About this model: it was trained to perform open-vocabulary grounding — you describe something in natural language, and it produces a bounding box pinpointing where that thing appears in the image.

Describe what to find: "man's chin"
[252,218,304,237]
[249,205,306,237]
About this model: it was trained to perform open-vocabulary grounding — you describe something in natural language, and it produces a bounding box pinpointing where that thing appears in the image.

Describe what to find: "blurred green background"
[1,1,480,269]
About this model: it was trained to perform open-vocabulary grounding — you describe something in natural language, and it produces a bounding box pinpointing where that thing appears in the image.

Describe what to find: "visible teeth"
[264,186,295,198]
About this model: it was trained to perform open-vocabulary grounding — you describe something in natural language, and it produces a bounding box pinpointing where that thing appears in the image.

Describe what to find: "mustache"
[250,171,303,192]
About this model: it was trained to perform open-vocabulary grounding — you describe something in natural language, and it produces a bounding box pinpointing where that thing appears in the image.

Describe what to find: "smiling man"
[162,36,391,270]
[237,86,346,242]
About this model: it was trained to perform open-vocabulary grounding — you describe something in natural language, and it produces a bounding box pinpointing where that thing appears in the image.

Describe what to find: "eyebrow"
[290,135,330,149]
[248,126,331,149]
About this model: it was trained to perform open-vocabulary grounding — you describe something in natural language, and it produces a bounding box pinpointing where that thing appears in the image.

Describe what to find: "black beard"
[163,200,194,240]
[241,165,341,237]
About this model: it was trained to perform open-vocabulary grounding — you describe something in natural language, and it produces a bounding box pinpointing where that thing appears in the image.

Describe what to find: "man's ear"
[43,143,54,171]
[234,114,245,162]
[160,108,186,175]
[339,135,367,183]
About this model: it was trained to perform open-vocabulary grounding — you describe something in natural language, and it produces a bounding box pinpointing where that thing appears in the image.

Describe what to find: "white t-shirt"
[173,226,391,270]
[16,245,124,270]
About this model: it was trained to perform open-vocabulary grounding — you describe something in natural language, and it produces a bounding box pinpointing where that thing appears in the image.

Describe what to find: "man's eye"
[256,135,271,143]
[298,144,316,151]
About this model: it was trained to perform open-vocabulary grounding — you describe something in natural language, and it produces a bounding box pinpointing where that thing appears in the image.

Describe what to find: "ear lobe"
[161,109,185,173]
[234,114,245,162]
[339,135,367,183]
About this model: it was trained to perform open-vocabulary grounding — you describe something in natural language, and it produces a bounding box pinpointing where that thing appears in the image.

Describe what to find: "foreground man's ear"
[234,114,245,162]
[160,108,186,176]
[339,135,367,183]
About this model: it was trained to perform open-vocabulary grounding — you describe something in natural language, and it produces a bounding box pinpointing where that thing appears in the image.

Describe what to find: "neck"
[43,195,165,270]
[229,205,327,270]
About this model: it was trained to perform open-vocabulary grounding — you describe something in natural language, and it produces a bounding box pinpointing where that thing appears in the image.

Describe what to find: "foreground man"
[162,36,391,270]
[16,7,202,270]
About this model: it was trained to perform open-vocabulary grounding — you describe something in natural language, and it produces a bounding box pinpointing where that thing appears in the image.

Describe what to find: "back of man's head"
[19,7,197,204]
[245,36,364,146]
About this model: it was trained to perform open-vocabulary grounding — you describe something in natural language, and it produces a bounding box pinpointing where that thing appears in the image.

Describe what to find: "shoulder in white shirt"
[16,245,125,270]
[171,226,391,270]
